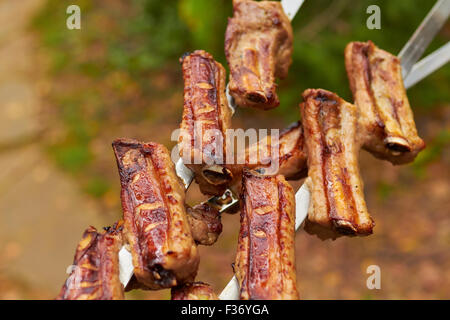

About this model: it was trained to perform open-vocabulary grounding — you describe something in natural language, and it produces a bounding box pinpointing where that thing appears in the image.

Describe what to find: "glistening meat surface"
[113,139,199,289]
[225,0,293,110]
[301,89,374,239]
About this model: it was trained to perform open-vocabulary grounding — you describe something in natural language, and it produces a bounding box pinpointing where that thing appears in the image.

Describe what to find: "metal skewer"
[281,0,305,21]
[219,182,310,300]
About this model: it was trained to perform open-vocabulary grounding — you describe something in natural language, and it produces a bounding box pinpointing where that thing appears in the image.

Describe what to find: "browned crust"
[113,139,199,290]
[225,0,293,110]
[345,41,425,164]
[219,121,307,196]
[201,120,307,196]
[235,169,299,300]
[171,282,218,300]
[244,121,307,180]
[186,203,222,246]
[301,89,374,238]
[179,50,233,196]
[57,222,124,300]
[179,50,231,167]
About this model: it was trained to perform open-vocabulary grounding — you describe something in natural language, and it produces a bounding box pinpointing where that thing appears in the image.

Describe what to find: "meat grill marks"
[301,89,374,239]
[201,120,307,196]
[225,0,293,110]
[345,41,425,164]
[113,139,199,290]
[171,282,218,300]
[57,223,124,300]
[235,170,299,300]
[179,50,306,196]
[179,50,234,196]
[186,203,222,246]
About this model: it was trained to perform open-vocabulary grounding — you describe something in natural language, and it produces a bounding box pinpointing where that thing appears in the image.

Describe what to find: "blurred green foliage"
[33,0,449,198]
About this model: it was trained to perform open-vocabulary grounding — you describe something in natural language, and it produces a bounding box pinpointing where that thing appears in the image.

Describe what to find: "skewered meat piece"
[113,139,199,290]
[186,203,222,246]
[235,169,299,300]
[179,49,304,196]
[225,0,293,110]
[301,89,374,239]
[345,41,425,164]
[179,50,235,196]
[57,222,124,300]
[171,282,218,300]
[220,121,307,200]
[243,121,307,180]
[196,121,307,198]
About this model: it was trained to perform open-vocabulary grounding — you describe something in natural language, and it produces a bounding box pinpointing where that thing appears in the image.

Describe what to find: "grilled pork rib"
[57,223,124,300]
[235,169,299,300]
[171,282,218,300]
[225,0,293,110]
[301,89,374,239]
[179,50,235,196]
[186,203,222,246]
[345,41,425,164]
[179,50,305,196]
[113,139,199,289]
[209,121,307,196]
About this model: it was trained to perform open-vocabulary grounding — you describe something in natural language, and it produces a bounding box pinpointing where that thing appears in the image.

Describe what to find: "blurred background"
[0,0,448,299]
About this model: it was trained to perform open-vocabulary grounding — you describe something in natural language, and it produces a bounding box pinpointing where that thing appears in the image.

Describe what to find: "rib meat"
[225,0,293,110]
[235,169,299,300]
[179,50,235,196]
[57,222,124,300]
[113,139,199,289]
[171,282,218,300]
[217,121,307,196]
[301,89,374,238]
[345,41,425,164]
